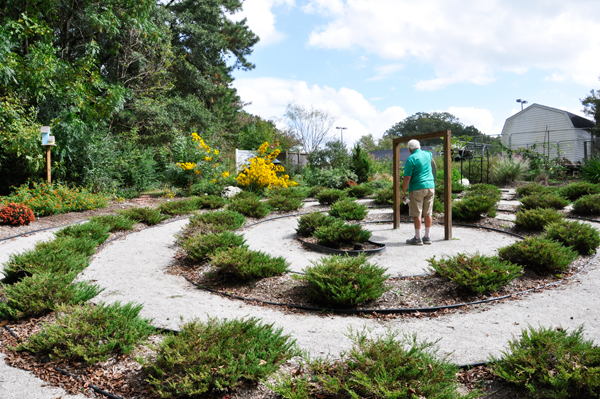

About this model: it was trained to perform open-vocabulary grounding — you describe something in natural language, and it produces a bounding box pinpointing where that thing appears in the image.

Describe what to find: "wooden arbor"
[392,130,453,240]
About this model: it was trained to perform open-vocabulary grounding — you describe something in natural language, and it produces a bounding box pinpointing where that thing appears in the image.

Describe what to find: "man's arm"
[401,176,411,200]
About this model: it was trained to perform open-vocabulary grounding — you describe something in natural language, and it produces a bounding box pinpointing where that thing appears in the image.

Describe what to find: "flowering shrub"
[0,202,35,225]
[174,133,230,185]
[236,142,296,191]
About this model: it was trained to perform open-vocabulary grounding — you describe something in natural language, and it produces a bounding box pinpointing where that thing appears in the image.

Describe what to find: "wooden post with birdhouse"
[40,126,56,183]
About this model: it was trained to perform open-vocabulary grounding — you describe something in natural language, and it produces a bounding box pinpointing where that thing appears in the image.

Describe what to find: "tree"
[581,81,600,136]
[351,143,372,183]
[284,102,337,153]
[307,140,349,169]
[233,112,299,151]
[356,133,396,151]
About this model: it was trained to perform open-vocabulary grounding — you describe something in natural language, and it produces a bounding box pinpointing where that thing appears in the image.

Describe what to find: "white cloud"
[230,0,295,46]
[366,64,404,82]
[233,77,407,146]
[447,106,500,136]
[304,0,600,89]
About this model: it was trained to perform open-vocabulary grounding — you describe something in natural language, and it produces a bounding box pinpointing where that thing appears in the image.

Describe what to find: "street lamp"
[336,126,347,145]
[516,99,528,111]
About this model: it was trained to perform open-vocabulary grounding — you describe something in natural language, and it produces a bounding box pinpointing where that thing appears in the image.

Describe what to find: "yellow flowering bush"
[175,133,230,185]
[236,142,297,191]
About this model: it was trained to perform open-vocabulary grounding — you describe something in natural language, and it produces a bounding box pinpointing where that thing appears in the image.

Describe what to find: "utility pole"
[516,99,528,110]
[336,126,347,145]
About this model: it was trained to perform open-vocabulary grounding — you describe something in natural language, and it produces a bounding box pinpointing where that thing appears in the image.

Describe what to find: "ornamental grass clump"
[520,193,569,210]
[17,302,155,365]
[271,329,476,399]
[544,220,600,255]
[491,325,600,399]
[54,221,110,246]
[209,247,289,280]
[228,195,271,218]
[266,195,303,212]
[498,237,577,274]
[428,253,522,294]
[303,255,389,307]
[345,183,374,198]
[87,214,135,231]
[558,181,600,201]
[0,202,35,226]
[313,219,372,248]
[188,210,245,232]
[315,188,347,205]
[144,317,296,398]
[329,197,368,221]
[295,212,337,237]
[514,208,565,231]
[572,194,600,216]
[180,231,247,261]
[0,271,102,320]
[117,206,169,225]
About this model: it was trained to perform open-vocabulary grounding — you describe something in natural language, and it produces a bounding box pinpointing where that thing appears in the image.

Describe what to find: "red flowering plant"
[0,202,35,226]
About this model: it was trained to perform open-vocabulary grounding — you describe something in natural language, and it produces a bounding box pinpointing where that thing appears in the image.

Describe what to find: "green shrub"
[88,214,135,231]
[428,253,522,294]
[516,182,551,198]
[351,143,372,183]
[267,186,309,200]
[581,155,600,184]
[266,195,303,212]
[189,210,245,231]
[514,208,565,231]
[544,220,600,255]
[271,329,476,399]
[158,198,199,215]
[54,221,110,246]
[313,219,372,248]
[117,207,169,225]
[17,302,155,365]
[520,194,569,210]
[467,183,502,200]
[0,202,35,226]
[0,271,102,320]
[367,179,392,190]
[498,237,577,273]
[307,185,326,198]
[492,325,600,399]
[491,156,529,185]
[344,183,374,198]
[303,255,388,307]
[329,197,368,221]
[303,167,358,189]
[296,212,337,237]
[180,231,247,261]
[559,182,600,201]
[573,194,600,216]
[145,317,295,397]
[195,194,227,209]
[452,194,498,222]
[315,188,347,205]
[373,186,393,205]
[228,196,271,218]
[210,247,290,280]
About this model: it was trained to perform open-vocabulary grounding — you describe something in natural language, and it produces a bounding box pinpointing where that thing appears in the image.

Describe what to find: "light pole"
[336,126,347,145]
[516,99,528,110]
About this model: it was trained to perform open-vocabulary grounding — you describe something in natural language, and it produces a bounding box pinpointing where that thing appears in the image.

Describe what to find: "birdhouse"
[41,126,56,146]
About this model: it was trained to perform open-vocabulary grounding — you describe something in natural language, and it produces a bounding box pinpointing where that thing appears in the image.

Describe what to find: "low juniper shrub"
[544,220,600,255]
[329,197,368,221]
[520,193,569,210]
[452,194,498,222]
[373,186,393,205]
[428,252,522,294]
[144,317,296,398]
[344,183,374,198]
[572,194,600,216]
[209,247,290,280]
[54,221,111,247]
[467,183,502,201]
[559,181,600,201]
[491,325,600,399]
[498,237,577,273]
[514,208,564,231]
[266,195,303,212]
[516,183,552,198]
[117,207,169,225]
[0,202,35,226]
[267,186,309,200]
[307,185,326,198]
[303,255,389,307]
[180,231,247,261]
[88,214,135,231]
[295,212,337,237]
[194,194,227,209]
[313,219,372,248]
[17,302,155,365]
[189,210,245,231]
[315,188,347,205]
[228,195,271,218]
[157,198,200,215]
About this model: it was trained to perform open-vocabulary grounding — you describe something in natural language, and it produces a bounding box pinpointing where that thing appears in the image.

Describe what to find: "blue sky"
[231,0,600,147]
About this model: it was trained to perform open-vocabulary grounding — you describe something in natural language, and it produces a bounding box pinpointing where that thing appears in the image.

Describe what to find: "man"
[400,139,436,245]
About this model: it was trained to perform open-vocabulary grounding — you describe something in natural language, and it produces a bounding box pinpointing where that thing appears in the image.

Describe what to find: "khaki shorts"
[408,188,435,217]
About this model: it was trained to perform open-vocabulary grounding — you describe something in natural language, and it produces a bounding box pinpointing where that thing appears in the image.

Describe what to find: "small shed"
[501,104,596,163]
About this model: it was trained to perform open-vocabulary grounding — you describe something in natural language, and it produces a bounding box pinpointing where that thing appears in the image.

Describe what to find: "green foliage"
[195,194,227,209]
[295,212,337,237]
[157,198,200,215]
[498,237,577,273]
[267,185,310,200]
[573,194,600,216]
[145,317,295,397]
[313,219,372,248]
[544,220,600,255]
[117,207,169,225]
[492,325,600,399]
[266,195,303,212]
[87,214,135,231]
[3,181,108,216]
[303,255,388,307]
[581,155,600,184]
[307,140,350,170]
[189,210,245,231]
[0,202,35,225]
[329,197,368,221]
[307,185,326,198]
[17,302,154,365]
[271,329,476,399]
[373,186,394,205]
[209,247,289,280]
[228,195,271,218]
[350,143,372,183]
[367,179,392,190]
[452,194,498,221]
[315,188,348,205]
[180,231,246,261]
[54,221,110,247]
[516,183,552,198]
[520,193,569,210]
[428,253,522,294]
[515,208,565,231]
[0,271,102,320]
[302,167,358,190]
[559,182,600,201]
[344,183,374,198]
[467,183,502,200]
[490,156,529,185]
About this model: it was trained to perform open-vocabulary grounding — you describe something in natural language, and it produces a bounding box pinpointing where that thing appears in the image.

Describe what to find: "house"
[501,104,596,163]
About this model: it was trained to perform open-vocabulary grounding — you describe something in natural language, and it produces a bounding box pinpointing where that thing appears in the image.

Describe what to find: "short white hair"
[407,139,421,151]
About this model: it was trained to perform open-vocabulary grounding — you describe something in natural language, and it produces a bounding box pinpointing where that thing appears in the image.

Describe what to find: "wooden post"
[393,141,400,229]
[46,145,51,183]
